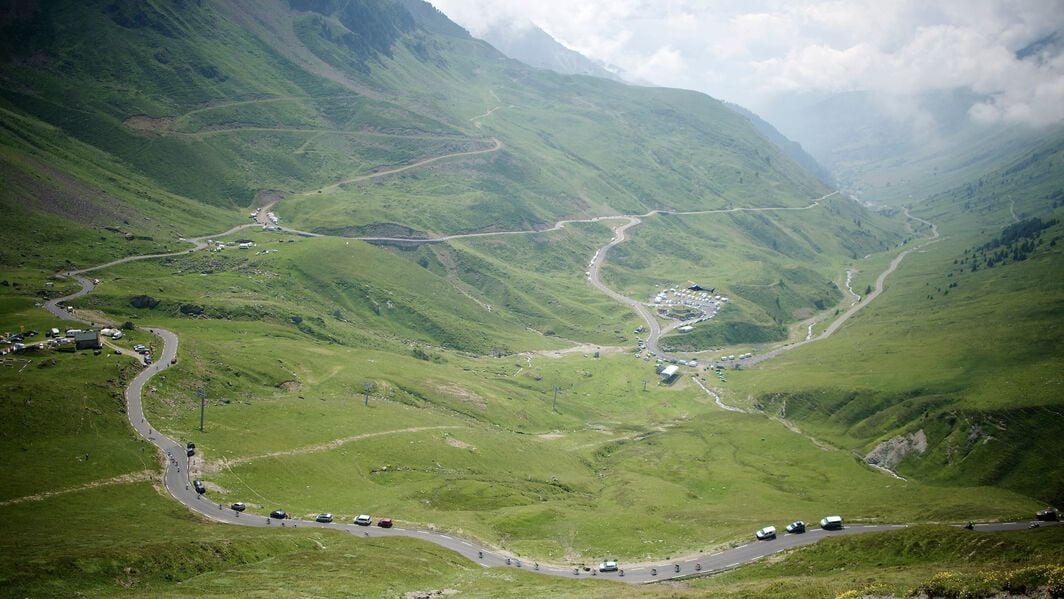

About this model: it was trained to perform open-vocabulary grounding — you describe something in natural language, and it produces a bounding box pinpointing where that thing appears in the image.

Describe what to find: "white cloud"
[428,0,1064,126]
[631,45,687,82]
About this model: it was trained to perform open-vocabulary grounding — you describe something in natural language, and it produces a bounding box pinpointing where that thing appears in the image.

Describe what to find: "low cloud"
[430,0,1064,127]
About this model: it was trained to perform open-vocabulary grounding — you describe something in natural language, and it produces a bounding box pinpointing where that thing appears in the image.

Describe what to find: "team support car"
[269,509,288,520]
[755,526,777,540]
[230,502,246,512]
[1036,507,1058,521]
[377,518,393,528]
[820,515,844,530]
[786,521,806,534]
[599,560,619,572]
[192,479,206,494]
[316,513,333,523]
[354,514,372,526]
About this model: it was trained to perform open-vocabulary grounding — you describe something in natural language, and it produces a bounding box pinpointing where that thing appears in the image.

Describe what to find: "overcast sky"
[429,0,1064,126]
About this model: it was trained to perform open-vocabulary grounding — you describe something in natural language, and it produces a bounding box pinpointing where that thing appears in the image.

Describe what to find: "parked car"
[186,442,195,450]
[377,518,393,528]
[231,502,246,512]
[786,521,806,534]
[354,514,372,526]
[186,448,195,457]
[1036,507,1058,522]
[269,510,288,520]
[820,516,844,530]
[755,526,777,540]
[599,560,619,572]
[193,480,206,494]
[316,513,333,523]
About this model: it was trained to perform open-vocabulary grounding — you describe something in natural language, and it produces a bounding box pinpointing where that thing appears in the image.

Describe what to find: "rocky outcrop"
[865,429,928,471]
[179,304,204,316]
[129,295,159,309]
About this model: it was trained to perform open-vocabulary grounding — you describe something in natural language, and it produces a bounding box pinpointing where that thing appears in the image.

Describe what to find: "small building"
[659,364,680,381]
[73,330,101,350]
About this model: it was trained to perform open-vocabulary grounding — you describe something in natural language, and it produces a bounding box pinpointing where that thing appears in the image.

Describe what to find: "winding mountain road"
[42,194,1052,586]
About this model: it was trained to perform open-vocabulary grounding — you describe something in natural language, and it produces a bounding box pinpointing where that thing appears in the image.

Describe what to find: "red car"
[377,518,393,528]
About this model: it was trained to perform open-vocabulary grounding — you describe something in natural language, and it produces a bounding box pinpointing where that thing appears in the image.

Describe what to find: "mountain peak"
[476,18,622,81]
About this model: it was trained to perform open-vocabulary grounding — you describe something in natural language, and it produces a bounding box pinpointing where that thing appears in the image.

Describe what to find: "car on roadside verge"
[377,518,393,528]
[755,526,777,540]
[599,560,619,572]
[354,514,372,526]
[269,510,288,520]
[316,513,333,523]
[230,502,246,512]
[786,521,806,534]
[820,515,844,530]
[192,480,206,494]
[1036,507,1058,521]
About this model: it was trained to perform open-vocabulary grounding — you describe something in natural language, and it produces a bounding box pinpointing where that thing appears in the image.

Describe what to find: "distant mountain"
[724,102,834,187]
[0,0,831,264]
[477,20,623,81]
[760,88,1059,205]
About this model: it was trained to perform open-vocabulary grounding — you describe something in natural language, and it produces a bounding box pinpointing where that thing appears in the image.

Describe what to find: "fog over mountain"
[477,19,623,81]
[431,0,1064,202]
[430,1,1064,128]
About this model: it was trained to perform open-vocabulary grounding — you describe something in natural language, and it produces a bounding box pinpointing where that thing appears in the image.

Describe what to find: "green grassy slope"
[0,325,1056,596]
[690,525,1064,598]
[1,0,833,238]
[723,134,1064,505]
[0,103,239,271]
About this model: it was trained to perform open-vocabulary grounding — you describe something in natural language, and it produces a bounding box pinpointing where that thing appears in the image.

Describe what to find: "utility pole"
[199,395,206,432]
[552,384,559,412]
[363,382,374,407]
[642,379,648,392]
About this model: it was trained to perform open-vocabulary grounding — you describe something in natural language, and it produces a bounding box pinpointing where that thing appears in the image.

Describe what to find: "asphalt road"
[39,201,1057,586]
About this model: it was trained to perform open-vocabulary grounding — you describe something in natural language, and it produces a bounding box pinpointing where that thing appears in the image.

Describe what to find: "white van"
[820,515,844,530]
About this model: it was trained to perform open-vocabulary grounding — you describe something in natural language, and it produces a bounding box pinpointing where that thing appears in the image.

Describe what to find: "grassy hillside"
[690,525,1064,598]
[762,88,1061,206]
[721,134,1064,505]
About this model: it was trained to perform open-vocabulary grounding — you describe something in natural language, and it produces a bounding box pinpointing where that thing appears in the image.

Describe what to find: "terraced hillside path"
[198,426,464,473]
[0,470,155,507]
[309,137,503,194]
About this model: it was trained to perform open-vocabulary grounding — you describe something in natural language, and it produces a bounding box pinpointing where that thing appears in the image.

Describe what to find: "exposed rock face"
[179,304,204,316]
[129,295,159,309]
[865,429,928,471]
